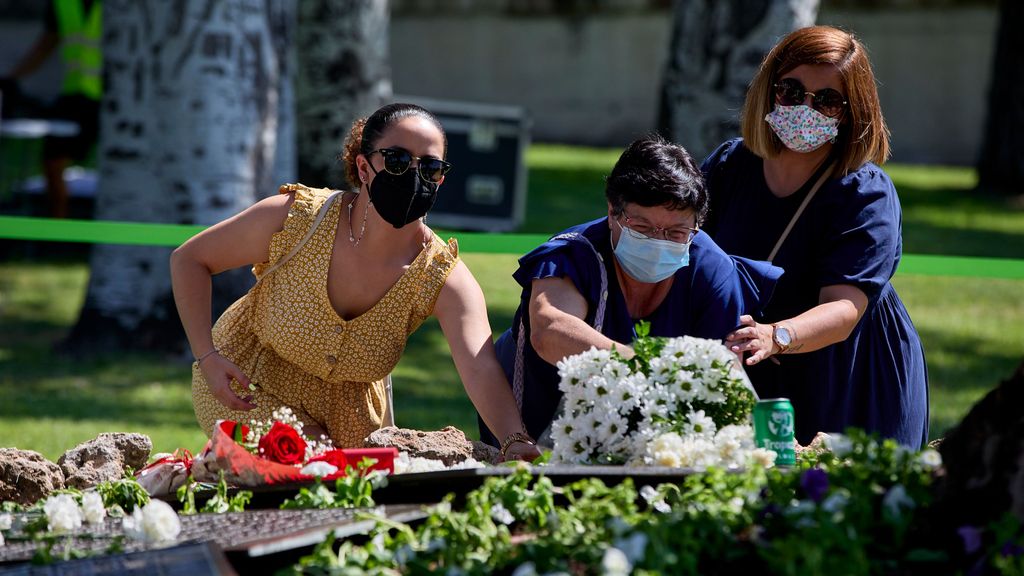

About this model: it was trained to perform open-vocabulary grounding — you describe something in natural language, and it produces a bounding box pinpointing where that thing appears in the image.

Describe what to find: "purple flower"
[1001,541,1024,558]
[958,525,983,555]
[799,468,829,503]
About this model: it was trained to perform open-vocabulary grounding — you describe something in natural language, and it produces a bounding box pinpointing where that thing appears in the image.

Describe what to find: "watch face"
[775,326,792,346]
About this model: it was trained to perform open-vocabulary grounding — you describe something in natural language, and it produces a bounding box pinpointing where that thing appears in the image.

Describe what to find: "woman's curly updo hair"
[341,103,447,190]
[605,134,709,225]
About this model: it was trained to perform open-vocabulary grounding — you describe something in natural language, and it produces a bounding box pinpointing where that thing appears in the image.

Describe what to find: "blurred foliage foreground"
[0,145,1022,459]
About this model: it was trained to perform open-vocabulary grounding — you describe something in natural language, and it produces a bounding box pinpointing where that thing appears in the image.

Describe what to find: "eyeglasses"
[773,78,847,118]
[619,212,698,244]
[371,148,452,184]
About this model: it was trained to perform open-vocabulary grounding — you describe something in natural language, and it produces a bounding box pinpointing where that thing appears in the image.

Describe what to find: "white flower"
[300,461,339,477]
[823,433,852,458]
[714,424,753,468]
[785,499,817,518]
[394,544,415,566]
[370,532,386,553]
[882,484,916,520]
[917,449,942,470]
[683,410,717,438]
[821,490,850,514]
[639,485,658,504]
[44,494,82,534]
[123,500,181,544]
[490,503,515,525]
[0,513,11,530]
[676,435,718,470]
[638,485,670,513]
[648,432,685,467]
[614,532,648,564]
[749,448,777,469]
[511,562,539,576]
[81,492,106,525]
[601,546,632,575]
[425,537,446,553]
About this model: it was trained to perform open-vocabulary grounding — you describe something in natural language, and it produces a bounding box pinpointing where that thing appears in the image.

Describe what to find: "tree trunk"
[64,0,295,355]
[658,0,818,162]
[977,0,1024,197]
[296,0,391,190]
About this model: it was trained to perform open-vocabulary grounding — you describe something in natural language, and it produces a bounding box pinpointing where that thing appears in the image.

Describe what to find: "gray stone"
[57,432,152,489]
[364,426,474,466]
[0,448,65,506]
[471,440,503,465]
[796,431,832,457]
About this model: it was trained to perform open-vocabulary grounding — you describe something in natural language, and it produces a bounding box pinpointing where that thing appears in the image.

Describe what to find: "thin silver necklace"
[347,192,369,246]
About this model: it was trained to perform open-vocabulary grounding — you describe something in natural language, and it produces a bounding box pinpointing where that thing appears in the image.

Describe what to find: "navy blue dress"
[701,138,929,448]
[480,217,782,446]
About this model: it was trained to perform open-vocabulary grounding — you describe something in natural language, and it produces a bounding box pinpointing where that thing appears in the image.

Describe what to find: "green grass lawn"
[1,145,1022,460]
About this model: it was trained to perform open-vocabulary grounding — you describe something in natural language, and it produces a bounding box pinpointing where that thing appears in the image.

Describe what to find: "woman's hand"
[502,441,542,463]
[199,353,256,410]
[726,314,778,366]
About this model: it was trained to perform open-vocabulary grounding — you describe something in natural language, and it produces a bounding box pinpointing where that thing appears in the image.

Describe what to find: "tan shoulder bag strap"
[767,164,833,263]
[258,190,343,280]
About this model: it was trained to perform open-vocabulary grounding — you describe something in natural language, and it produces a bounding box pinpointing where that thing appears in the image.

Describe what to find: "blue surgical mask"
[612,220,691,283]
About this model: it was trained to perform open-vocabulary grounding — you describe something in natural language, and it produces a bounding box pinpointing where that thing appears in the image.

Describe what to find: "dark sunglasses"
[371,148,452,184]
[773,77,847,118]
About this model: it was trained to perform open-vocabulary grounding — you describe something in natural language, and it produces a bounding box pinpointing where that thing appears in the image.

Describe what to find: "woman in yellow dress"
[171,103,540,461]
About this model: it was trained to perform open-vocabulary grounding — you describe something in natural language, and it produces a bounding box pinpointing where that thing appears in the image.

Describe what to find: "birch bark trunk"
[658,0,818,161]
[65,0,295,353]
[296,0,391,190]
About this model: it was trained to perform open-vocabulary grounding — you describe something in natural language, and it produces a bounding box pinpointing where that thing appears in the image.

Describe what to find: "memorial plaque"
[0,505,426,572]
[0,541,233,576]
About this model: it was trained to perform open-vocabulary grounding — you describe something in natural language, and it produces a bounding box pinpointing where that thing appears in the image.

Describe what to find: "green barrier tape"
[1,216,1023,279]
[0,216,205,247]
[897,254,1024,280]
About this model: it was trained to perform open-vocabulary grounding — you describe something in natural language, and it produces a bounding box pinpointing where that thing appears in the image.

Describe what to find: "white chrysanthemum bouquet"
[550,322,775,469]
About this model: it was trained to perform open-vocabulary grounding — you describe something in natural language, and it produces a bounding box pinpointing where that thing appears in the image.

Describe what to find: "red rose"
[258,422,307,465]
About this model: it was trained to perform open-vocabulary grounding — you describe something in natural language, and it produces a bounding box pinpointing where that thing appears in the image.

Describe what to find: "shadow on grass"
[392,310,517,440]
[0,317,196,428]
[897,181,1024,259]
[521,166,609,235]
[918,322,1022,438]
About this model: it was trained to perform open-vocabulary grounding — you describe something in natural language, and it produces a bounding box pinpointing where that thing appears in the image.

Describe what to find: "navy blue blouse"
[481,217,781,446]
[701,138,929,447]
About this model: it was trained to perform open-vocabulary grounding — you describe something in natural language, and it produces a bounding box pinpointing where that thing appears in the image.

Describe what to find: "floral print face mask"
[765,104,840,153]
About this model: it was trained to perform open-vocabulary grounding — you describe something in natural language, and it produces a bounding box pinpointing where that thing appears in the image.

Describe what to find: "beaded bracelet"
[500,431,536,458]
[195,348,219,365]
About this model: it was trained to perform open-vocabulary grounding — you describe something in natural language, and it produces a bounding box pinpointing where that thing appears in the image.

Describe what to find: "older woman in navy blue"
[480,136,781,447]
[701,26,929,448]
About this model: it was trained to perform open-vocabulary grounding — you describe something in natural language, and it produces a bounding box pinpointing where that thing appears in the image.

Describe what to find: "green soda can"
[753,398,796,466]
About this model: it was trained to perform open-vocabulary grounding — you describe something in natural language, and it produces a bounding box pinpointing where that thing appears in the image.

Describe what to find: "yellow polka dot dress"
[192,184,459,448]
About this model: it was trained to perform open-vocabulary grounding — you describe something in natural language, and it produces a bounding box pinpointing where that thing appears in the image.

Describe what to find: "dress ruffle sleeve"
[253,183,334,278]
[814,166,902,306]
[512,229,606,310]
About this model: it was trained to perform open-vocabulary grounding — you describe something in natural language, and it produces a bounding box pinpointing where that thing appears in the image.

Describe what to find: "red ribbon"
[136,448,194,476]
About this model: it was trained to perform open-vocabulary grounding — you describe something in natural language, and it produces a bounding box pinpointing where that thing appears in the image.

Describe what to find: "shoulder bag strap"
[257,190,343,281]
[767,163,834,263]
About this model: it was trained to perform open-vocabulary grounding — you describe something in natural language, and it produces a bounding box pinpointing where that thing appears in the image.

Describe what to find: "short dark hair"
[341,103,447,189]
[605,135,708,224]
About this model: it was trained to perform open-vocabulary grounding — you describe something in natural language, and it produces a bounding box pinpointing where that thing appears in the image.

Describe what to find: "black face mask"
[367,164,439,229]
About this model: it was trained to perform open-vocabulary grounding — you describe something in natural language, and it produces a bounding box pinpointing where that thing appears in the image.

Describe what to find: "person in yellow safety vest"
[3,0,101,219]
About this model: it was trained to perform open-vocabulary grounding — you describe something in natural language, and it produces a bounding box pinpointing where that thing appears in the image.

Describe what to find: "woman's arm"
[726,284,868,366]
[528,276,633,364]
[169,193,295,410]
[434,261,541,461]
